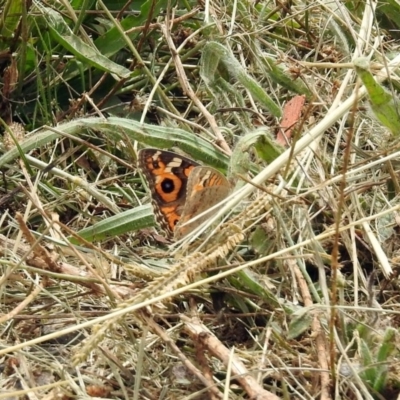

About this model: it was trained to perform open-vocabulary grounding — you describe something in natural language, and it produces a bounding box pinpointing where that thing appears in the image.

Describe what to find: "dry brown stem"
[142,312,224,399]
[291,258,331,400]
[160,23,232,155]
[182,315,281,400]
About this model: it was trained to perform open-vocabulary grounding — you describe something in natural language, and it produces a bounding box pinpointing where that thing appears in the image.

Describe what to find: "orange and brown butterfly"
[138,148,231,240]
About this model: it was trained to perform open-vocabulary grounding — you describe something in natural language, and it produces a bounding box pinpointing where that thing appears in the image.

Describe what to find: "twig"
[290,258,331,400]
[182,315,281,400]
[141,313,224,399]
[125,8,200,34]
[0,283,42,324]
[160,23,232,155]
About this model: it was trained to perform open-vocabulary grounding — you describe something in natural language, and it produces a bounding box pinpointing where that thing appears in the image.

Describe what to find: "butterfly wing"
[175,166,231,240]
[138,148,200,236]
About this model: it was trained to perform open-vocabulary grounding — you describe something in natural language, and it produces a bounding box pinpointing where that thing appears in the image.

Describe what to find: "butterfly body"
[138,149,230,239]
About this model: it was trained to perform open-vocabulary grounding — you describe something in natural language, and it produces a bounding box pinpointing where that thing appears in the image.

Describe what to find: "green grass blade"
[71,205,154,243]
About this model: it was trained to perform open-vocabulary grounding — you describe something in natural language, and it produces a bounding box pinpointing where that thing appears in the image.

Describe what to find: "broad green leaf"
[82,117,230,171]
[359,338,376,386]
[249,226,275,255]
[229,128,284,183]
[251,128,284,164]
[229,128,283,191]
[0,0,23,42]
[201,41,281,117]
[371,327,396,392]
[354,57,400,136]
[377,327,396,363]
[0,117,230,172]
[376,0,400,39]
[0,128,66,168]
[37,4,131,78]
[71,0,96,9]
[94,0,168,58]
[233,269,284,310]
[287,307,313,339]
[229,132,257,180]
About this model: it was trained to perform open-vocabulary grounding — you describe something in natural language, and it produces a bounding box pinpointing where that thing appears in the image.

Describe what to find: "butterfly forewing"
[138,148,200,237]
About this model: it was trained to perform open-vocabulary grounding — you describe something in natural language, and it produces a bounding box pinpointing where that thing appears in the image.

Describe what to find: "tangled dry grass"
[1,1,400,399]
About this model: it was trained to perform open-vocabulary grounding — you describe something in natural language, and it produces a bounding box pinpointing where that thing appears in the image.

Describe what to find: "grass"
[1,0,400,399]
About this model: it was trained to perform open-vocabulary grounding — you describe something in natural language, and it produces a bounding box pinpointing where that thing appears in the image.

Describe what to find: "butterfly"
[138,148,231,240]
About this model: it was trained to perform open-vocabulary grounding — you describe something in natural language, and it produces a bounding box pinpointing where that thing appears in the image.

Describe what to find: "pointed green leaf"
[377,327,396,363]
[1,0,23,41]
[354,57,400,136]
[359,338,376,385]
[263,56,311,98]
[201,42,281,117]
[230,128,283,180]
[94,0,168,58]
[376,0,400,39]
[37,4,131,78]
[0,117,230,173]
[287,307,313,339]
[249,226,275,255]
